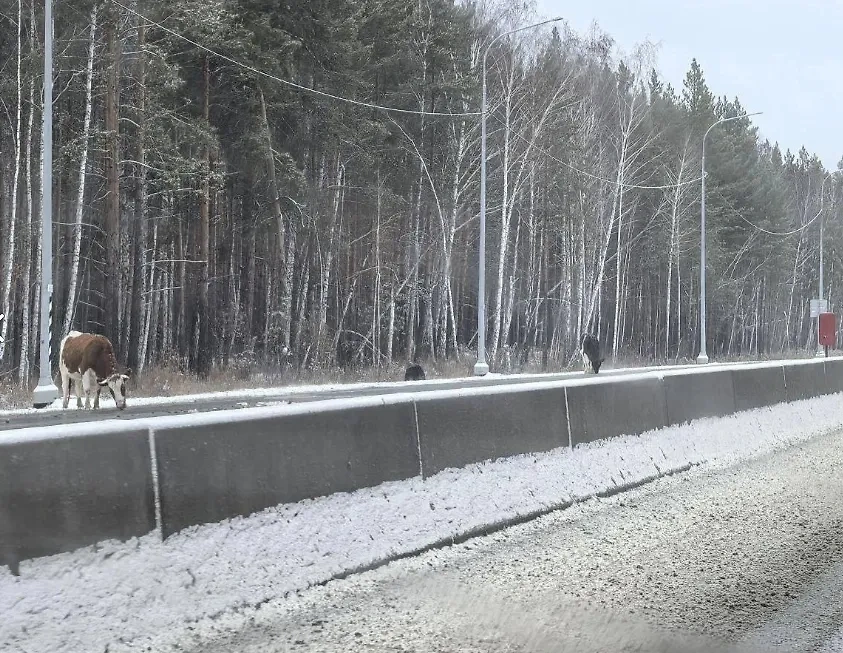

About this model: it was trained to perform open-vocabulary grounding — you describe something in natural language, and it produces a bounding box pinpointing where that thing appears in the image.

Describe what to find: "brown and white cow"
[59,331,131,410]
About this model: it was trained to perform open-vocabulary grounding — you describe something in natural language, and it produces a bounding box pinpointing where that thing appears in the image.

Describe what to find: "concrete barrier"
[566,376,667,447]
[4,357,840,569]
[0,427,155,574]
[783,359,828,402]
[730,365,787,412]
[153,401,419,538]
[662,369,737,425]
[823,358,843,394]
[414,385,568,477]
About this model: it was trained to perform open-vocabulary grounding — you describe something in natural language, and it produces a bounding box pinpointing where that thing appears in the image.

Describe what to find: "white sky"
[535,0,843,170]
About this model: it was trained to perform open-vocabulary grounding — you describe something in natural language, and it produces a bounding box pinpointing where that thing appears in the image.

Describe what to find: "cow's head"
[98,369,131,410]
[592,357,605,374]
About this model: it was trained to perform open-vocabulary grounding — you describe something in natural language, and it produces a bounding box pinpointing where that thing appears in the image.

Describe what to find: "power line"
[106,0,480,118]
[495,115,704,191]
[735,207,821,237]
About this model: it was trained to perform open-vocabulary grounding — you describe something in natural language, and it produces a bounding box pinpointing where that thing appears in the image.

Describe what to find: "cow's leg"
[581,350,591,373]
[82,372,93,409]
[61,372,71,409]
[93,387,101,409]
[74,379,84,408]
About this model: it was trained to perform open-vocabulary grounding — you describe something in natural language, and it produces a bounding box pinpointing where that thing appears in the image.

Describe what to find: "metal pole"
[474,16,562,376]
[698,137,708,364]
[33,0,58,407]
[474,56,489,376]
[696,111,762,365]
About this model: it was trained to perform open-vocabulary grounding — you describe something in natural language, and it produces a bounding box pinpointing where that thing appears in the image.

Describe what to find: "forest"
[0,0,840,390]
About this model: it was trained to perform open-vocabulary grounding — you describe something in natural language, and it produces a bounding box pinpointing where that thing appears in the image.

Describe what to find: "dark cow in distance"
[581,333,605,374]
[59,331,131,410]
[404,364,426,381]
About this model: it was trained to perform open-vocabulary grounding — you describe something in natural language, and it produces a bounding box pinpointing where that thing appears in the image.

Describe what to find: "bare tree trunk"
[127,12,146,372]
[786,235,803,349]
[443,106,470,357]
[373,171,382,366]
[31,73,45,371]
[577,195,586,337]
[292,239,307,355]
[501,205,522,355]
[177,215,188,356]
[0,0,23,363]
[317,156,342,362]
[150,261,162,365]
[664,142,690,359]
[196,55,212,376]
[665,219,676,358]
[259,86,291,354]
[18,0,37,385]
[423,282,434,359]
[104,11,121,349]
[139,219,157,372]
[264,263,272,351]
[283,218,295,351]
[611,111,636,360]
[676,254,682,360]
[386,282,395,363]
[64,3,97,337]
[489,64,515,362]
[228,219,240,359]
[406,179,421,362]
[245,224,257,350]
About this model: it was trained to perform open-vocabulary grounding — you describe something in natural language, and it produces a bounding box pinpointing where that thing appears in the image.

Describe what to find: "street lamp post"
[697,111,762,365]
[32,0,58,407]
[475,16,563,376]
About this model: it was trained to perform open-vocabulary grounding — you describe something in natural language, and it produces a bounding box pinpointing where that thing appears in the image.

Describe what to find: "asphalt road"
[161,428,843,653]
[0,362,704,431]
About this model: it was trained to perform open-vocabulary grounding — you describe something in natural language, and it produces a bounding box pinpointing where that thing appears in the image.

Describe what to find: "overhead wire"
[729,175,833,236]
[734,211,820,237]
[105,0,480,118]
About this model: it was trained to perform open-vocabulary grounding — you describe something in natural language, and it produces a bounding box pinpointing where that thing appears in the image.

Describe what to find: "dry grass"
[0,379,33,411]
[127,350,483,399]
[127,346,839,400]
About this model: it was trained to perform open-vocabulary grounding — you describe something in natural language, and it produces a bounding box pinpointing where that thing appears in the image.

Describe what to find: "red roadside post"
[819,312,837,358]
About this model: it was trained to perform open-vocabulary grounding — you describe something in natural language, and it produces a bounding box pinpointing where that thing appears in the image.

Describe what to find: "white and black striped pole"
[33,0,58,408]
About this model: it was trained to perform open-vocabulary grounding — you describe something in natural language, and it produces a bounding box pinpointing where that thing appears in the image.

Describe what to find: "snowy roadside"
[0,355,818,416]
[3,393,843,653]
[0,377,476,414]
[0,372,537,415]
[0,366,652,415]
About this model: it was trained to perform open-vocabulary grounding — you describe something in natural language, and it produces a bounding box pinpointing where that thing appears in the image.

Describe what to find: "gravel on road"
[160,428,843,653]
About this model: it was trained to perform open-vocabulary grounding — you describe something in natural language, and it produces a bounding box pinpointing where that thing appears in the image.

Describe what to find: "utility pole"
[474,16,563,376]
[697,111,762,365]
[32,0,58,407]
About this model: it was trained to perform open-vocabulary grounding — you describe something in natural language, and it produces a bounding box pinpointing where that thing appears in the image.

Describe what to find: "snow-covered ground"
[1,373,535,414]
[2,391,843,653]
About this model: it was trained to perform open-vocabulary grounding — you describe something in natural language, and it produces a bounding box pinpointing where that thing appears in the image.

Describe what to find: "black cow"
[580,334,604,374]
[404,364,426,381]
